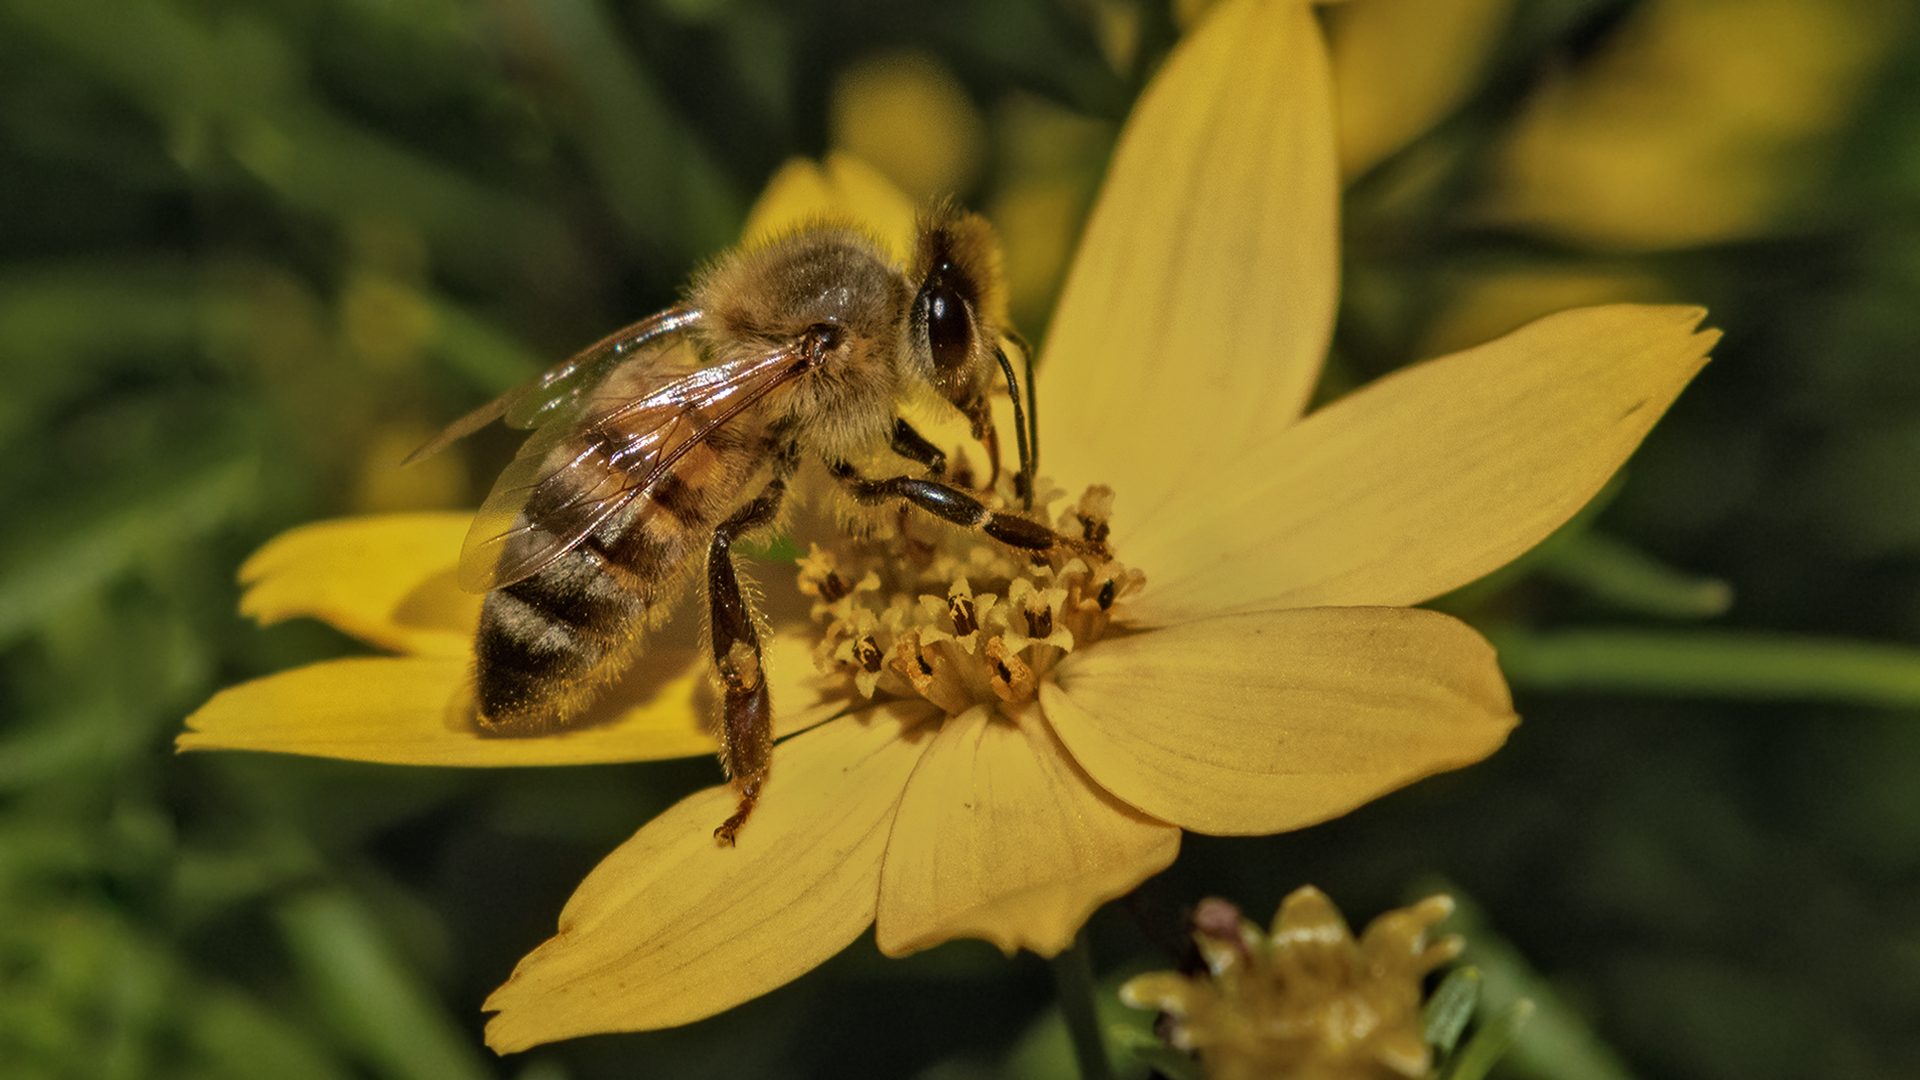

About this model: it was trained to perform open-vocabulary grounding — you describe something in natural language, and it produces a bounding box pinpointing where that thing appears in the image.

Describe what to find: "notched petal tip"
[1641,302,1720,361]
[1129,301,1720,619]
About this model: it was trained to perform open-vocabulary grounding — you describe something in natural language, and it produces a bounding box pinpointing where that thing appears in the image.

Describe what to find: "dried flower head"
[1123,887,1462,1080]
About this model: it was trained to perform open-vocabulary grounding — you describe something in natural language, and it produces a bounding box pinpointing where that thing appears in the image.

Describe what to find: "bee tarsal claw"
[713,778,763,847]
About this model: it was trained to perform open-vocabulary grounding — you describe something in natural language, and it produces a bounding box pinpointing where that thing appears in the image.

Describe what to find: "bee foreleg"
[888,418,947,477]
[707,477,789,847]
[831,467,1065,553]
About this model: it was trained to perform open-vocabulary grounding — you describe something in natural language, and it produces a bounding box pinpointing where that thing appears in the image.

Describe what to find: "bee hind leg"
[707,477,788,846]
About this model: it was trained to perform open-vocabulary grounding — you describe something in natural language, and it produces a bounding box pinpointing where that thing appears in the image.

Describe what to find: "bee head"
[907,206,1038,506]
[908,206,1010,425]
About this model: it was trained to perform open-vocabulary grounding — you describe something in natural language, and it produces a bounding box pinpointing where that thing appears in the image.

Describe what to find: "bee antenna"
[1006,329,1039,489]
[993,341,1035,510]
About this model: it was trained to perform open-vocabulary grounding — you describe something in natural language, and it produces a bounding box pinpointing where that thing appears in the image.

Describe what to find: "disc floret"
[798,482,1144,718]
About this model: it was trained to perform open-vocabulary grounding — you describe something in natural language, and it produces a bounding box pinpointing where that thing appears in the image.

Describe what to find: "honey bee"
[412,206,1072,844]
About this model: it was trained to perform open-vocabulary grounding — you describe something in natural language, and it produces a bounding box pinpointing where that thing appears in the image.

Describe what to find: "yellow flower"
[1482,0,1901,251]
[1121,887,1462,1080]
[180,0,1715,1052]
[1323,0,1515,180]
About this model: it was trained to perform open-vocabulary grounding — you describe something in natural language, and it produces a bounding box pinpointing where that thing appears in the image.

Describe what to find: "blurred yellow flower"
[1122,887,1462,1080]
[1484,0,1902,250]
[1324,0,1515,180]
[830,50,986,205]
[181,0,1715,1052]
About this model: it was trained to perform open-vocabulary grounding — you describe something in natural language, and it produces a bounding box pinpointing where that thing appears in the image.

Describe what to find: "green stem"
[1539,533,1732,620]
[1049,931,1114,1080]
[1491,627,1920,706]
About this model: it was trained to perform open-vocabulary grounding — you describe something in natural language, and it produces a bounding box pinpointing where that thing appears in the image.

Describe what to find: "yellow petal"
[738,152,918,263]
[1327,0,1514,180]
[765,625,854,738]
[1043,607,1515,835]
[178,654,716,765]
[1126,305,1717,622]
[1040,0,1337,522]
[239,514,477,657]
[483,703,937,1050]
[874,703,1180,959]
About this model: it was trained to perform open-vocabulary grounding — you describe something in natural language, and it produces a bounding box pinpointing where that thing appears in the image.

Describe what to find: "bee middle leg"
[707,476,788,846]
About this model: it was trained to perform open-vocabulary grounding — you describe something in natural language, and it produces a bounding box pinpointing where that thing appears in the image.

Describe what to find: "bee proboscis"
[414,206,1081,844]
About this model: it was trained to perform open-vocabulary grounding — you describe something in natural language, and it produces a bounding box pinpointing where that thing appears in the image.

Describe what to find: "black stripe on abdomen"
[473,546,646,730]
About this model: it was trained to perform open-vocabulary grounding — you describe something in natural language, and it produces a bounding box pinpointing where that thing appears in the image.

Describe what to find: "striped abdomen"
[472,433,753,734]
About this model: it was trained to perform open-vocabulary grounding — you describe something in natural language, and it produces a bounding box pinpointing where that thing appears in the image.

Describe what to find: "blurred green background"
[6,0,1920,1077]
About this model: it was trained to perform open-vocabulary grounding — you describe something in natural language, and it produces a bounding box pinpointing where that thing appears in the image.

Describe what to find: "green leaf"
[0,703,149,792]
[1491,627,1920,707]
[511,0,742,261]
[275,890,491,1080]
[0,454,257,648]
[3,0,569,278]
[1109,1027,1204,1080]
[186,987,357,1080]
[1424,966,1482,1056]
[426,301,542,394]
[1006,963,1158,1080]
[1419,884,1639,1080]
[1442,999,1536,1080]
[1538,533,1732,619]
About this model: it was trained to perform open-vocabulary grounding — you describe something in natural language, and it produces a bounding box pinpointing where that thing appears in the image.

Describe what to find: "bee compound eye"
[919,283,974,373]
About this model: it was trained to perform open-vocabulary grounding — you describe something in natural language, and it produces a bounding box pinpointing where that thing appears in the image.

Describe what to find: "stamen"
[799,482,1141,719]
[1027,602,1052,638]
[796,542,879,621]
[985,637,1034,703]
[889,630,974,716]
[1068,485,1115,556]
[949,593,978,636]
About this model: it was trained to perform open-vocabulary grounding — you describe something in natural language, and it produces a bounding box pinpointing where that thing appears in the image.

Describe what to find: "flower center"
[796,482,1144,717]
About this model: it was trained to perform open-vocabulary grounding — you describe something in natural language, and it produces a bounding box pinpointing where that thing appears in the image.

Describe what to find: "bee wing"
[457,336,815,593]
[404,306,703,466]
